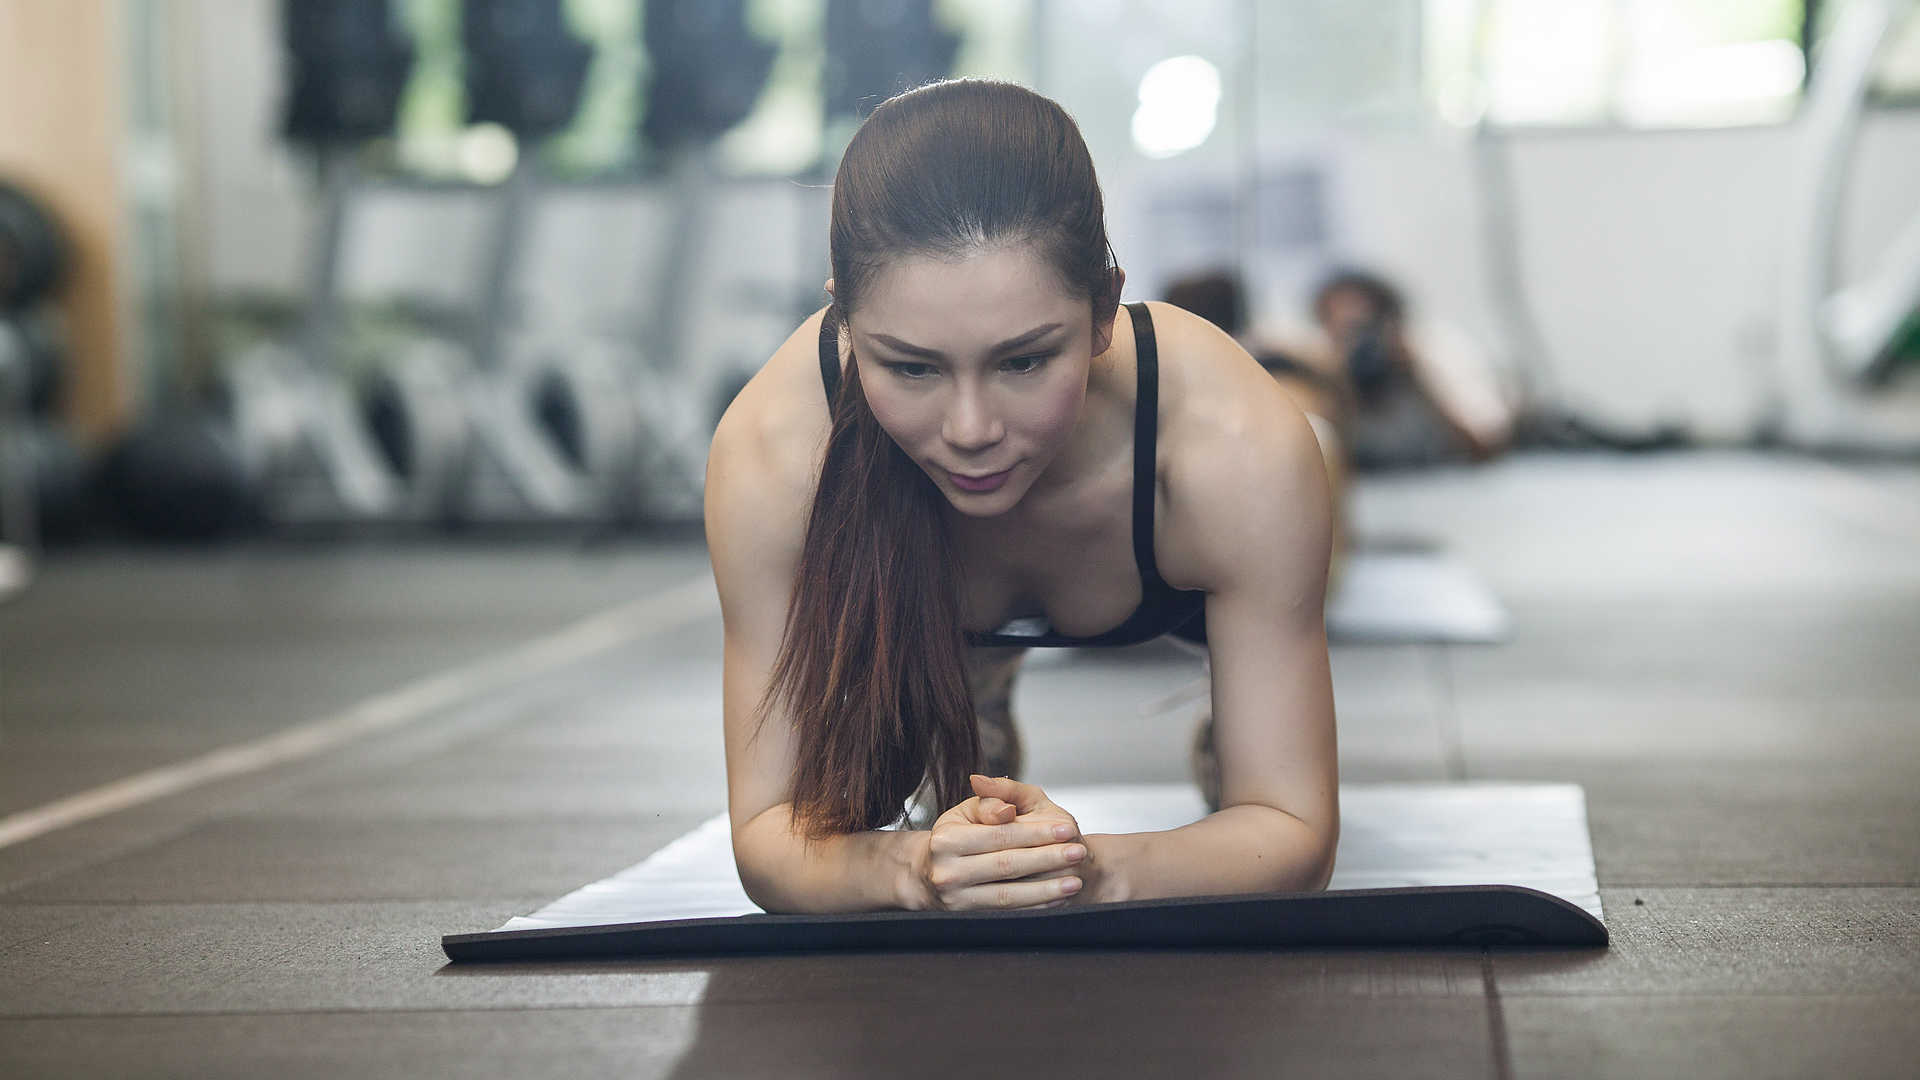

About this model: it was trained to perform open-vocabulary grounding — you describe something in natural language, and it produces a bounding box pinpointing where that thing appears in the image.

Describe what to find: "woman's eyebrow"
[869,322,1064,359]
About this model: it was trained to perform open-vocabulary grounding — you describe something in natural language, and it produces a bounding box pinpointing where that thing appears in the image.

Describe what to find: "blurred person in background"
[1167,268,1516,476]
[1311,269,1515,470]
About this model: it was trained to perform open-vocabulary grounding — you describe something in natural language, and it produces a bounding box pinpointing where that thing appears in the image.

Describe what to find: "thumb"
[970,774,1048,814]
[977,796,1017,823]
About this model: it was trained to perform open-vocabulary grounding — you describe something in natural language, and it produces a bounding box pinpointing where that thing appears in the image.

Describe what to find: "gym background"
[2,0,1917,545]
[2,4,1920,1076]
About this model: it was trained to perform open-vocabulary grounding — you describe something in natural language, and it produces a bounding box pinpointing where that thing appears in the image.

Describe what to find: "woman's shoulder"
[1142,300,1297,445]
[707,307,836,532]
[714,306,833,453]
[1144,301,1331,588]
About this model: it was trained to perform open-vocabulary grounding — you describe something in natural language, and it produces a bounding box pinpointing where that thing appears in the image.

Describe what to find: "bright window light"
[1424,0,1813,129]
[1132,55,1222,159]
[1617,39,1805,126]
[458,123,520,184]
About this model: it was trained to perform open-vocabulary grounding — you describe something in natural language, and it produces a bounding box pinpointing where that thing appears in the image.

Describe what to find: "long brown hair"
[762,80,1119,839]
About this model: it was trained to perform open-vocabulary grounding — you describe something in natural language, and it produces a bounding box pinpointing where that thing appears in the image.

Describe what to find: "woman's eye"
[884,362,937,379]
[1003,353,1051,374]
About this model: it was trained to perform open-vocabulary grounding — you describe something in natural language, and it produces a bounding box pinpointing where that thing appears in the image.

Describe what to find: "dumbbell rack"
[0,337,35,599]
[223,152,414,528]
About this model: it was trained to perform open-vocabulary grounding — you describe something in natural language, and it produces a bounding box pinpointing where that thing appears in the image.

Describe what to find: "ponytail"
[763,79,1116,838]
[760,308,980,839]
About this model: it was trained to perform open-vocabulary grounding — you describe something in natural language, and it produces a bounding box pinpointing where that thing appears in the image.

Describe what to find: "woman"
[705,80,1336,916]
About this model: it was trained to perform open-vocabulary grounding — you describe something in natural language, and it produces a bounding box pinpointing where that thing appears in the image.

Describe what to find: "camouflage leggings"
[964,646,1222,813]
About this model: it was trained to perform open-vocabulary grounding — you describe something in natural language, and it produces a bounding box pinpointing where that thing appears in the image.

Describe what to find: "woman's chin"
[940,486,1019,518]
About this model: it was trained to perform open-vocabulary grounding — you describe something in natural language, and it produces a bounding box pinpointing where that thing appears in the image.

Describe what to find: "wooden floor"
[1,451,1915,1078]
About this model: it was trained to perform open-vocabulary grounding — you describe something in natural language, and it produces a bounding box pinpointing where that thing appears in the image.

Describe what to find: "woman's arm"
[708,314,1088,913]
[706,317,925,913]
[729,801,929,913]
[1087,314,1341,900]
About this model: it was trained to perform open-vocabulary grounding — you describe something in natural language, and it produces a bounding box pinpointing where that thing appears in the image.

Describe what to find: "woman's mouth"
[948,467,1013,493]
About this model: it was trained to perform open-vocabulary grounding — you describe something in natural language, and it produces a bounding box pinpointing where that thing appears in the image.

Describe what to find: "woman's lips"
[948,467,1013,493]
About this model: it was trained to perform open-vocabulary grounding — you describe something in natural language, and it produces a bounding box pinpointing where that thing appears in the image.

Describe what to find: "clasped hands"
[912,773,1100,912]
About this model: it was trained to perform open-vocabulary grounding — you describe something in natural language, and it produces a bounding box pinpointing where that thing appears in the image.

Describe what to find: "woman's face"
[848,245,1104,518]
[1317,284,1403,355]
[1317,285,1380,347]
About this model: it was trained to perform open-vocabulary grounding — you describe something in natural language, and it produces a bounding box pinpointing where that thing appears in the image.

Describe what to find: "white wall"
[1321,114,1920,440]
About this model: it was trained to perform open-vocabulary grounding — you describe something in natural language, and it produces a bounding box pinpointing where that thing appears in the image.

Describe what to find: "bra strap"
[1126,302,1168,590]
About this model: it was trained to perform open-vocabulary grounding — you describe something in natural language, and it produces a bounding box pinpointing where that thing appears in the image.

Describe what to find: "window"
[1864,1,1920,102]
[1428,0,1812,129]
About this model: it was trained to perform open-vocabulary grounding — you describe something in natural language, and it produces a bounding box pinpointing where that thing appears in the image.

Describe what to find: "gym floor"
[1,450,1915,1078]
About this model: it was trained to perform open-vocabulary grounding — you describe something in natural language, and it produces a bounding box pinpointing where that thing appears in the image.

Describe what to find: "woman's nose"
[942,386,1005,451]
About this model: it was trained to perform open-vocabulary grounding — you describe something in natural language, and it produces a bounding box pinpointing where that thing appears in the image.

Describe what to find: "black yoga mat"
[443,784,1606,960]
[445,884,1603,962]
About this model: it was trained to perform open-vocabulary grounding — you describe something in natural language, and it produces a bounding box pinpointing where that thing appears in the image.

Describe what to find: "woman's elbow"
[1247,802,1338,892]
[732,849,779,911]
[1297,815,1339,892]
[1306,840,1337,891]
[729,808,792,912]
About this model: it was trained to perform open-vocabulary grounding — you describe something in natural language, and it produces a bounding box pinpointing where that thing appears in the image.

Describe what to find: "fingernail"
[1052,824,1073,840]
[1059,877,1082,894]
[1065,845,1086,862]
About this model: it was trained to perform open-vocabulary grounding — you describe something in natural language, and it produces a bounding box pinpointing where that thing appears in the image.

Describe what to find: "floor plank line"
[0,576,717,852]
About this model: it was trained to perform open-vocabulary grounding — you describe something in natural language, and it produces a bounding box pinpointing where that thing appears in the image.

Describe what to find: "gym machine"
[1774,0,1920,451]
[0,177,75,586]
[0,329,33,600]
[220,0,450,527]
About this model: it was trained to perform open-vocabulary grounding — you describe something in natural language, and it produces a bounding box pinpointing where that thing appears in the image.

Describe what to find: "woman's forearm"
[1087,804,1336,903]
[732,803,931,914]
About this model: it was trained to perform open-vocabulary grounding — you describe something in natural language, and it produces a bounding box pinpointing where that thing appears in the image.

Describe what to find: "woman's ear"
[1090,267,1127,356]
[824,277,836,299]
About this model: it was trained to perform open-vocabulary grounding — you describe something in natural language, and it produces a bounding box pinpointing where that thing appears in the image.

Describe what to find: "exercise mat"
[1327,549,1510,644]
[443,783,1604,960]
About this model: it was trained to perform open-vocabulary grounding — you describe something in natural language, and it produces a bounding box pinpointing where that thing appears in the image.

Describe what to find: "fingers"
[973,796,1017,824]
[929,840,1087,891]
[966,777,1081,841]
[935,795,1021,831]
[1012,861,1080,881]
[941,874,1083,912]
[924,798,1090,909]
[969,773,1051,814]
[934,819,1079,857]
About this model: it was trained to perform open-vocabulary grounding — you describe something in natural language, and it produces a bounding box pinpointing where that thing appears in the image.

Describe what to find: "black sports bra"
[819,301,1207,648]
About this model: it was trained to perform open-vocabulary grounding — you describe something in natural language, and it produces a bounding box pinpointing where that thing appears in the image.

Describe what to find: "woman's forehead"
[856,248,1081,345]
